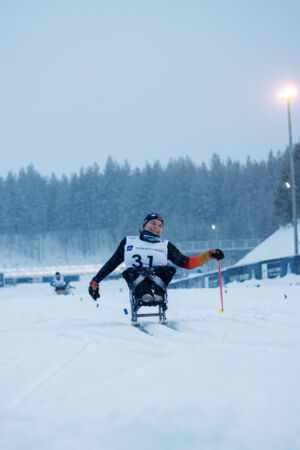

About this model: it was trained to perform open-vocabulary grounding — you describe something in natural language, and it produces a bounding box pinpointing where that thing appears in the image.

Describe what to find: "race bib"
[124,236,168,268]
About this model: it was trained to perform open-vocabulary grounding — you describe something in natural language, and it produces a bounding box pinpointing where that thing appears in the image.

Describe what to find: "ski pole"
[217,260,224,313]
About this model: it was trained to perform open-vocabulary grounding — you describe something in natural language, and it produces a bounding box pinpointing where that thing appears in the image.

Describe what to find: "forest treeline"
[0,147,299,258]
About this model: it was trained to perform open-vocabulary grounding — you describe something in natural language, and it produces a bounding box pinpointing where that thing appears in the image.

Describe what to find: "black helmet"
[142,213,164,228]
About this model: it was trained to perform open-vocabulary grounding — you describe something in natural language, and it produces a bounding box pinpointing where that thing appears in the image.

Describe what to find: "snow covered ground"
[0,276,300,450]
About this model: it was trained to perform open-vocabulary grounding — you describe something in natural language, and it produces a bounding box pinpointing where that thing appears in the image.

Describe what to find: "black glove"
[209,249,224,260]
[89,281,100,300]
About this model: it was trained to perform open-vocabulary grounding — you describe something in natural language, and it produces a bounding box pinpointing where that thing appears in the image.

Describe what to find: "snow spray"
[218,260,224,313]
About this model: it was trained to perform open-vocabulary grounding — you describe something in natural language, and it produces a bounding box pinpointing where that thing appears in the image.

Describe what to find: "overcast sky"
[1,0,300,177]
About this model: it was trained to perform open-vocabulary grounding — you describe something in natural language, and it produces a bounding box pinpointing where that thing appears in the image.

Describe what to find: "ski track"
[0,279,300,450]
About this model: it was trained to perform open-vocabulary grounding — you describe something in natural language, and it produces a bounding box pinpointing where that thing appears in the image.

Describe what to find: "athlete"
[88,213,224,302]
[51,272,68,293]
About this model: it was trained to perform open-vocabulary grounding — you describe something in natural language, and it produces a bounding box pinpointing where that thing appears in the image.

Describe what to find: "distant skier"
[88,213,224,301]
[51,272,68,294]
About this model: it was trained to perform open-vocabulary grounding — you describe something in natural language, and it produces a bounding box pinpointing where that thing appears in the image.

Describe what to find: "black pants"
[122,266,176,298]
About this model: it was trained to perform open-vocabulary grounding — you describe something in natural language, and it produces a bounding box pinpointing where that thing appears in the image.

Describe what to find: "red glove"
[89,281,100,300]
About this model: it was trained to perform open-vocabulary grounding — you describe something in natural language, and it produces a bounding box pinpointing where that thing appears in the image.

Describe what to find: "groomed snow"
[0,276,300,450]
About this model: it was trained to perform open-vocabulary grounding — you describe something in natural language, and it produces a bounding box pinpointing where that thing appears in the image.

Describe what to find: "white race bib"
[124,236,168,268]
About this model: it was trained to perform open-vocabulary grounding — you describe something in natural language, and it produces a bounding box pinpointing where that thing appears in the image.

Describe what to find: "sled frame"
[129,289,168,325]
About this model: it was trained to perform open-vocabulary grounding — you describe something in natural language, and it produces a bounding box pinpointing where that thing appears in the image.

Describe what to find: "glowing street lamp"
[285,181,291,189]
[211,223,220,242]
[279,86,298,255]
[279,87,297,102]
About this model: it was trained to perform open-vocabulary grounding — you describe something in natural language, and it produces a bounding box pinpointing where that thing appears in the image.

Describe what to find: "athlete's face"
[144,219,163,236]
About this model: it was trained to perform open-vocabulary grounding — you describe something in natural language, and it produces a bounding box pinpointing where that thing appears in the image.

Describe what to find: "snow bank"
[236,223,300,266]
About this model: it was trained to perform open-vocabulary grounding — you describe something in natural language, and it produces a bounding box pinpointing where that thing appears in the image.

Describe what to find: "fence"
[4,274,80,286]
[175,238,264,267]
[169,255,300,289]
[2,255,300,289]
[176,238,263,252]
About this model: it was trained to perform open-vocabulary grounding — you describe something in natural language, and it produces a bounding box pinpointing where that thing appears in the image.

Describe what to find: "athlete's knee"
[122,267,141,285]
[155,265,176,279]
[167,266,176,276]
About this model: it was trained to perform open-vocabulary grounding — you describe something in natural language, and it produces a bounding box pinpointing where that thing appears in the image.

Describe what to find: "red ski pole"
[217,260,224,313]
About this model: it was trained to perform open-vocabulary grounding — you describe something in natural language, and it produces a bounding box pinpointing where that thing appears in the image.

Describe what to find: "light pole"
[279,87,298,255]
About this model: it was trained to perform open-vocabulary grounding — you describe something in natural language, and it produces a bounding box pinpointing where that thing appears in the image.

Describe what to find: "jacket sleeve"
[167,242,210,269]
[92,237,126,283]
